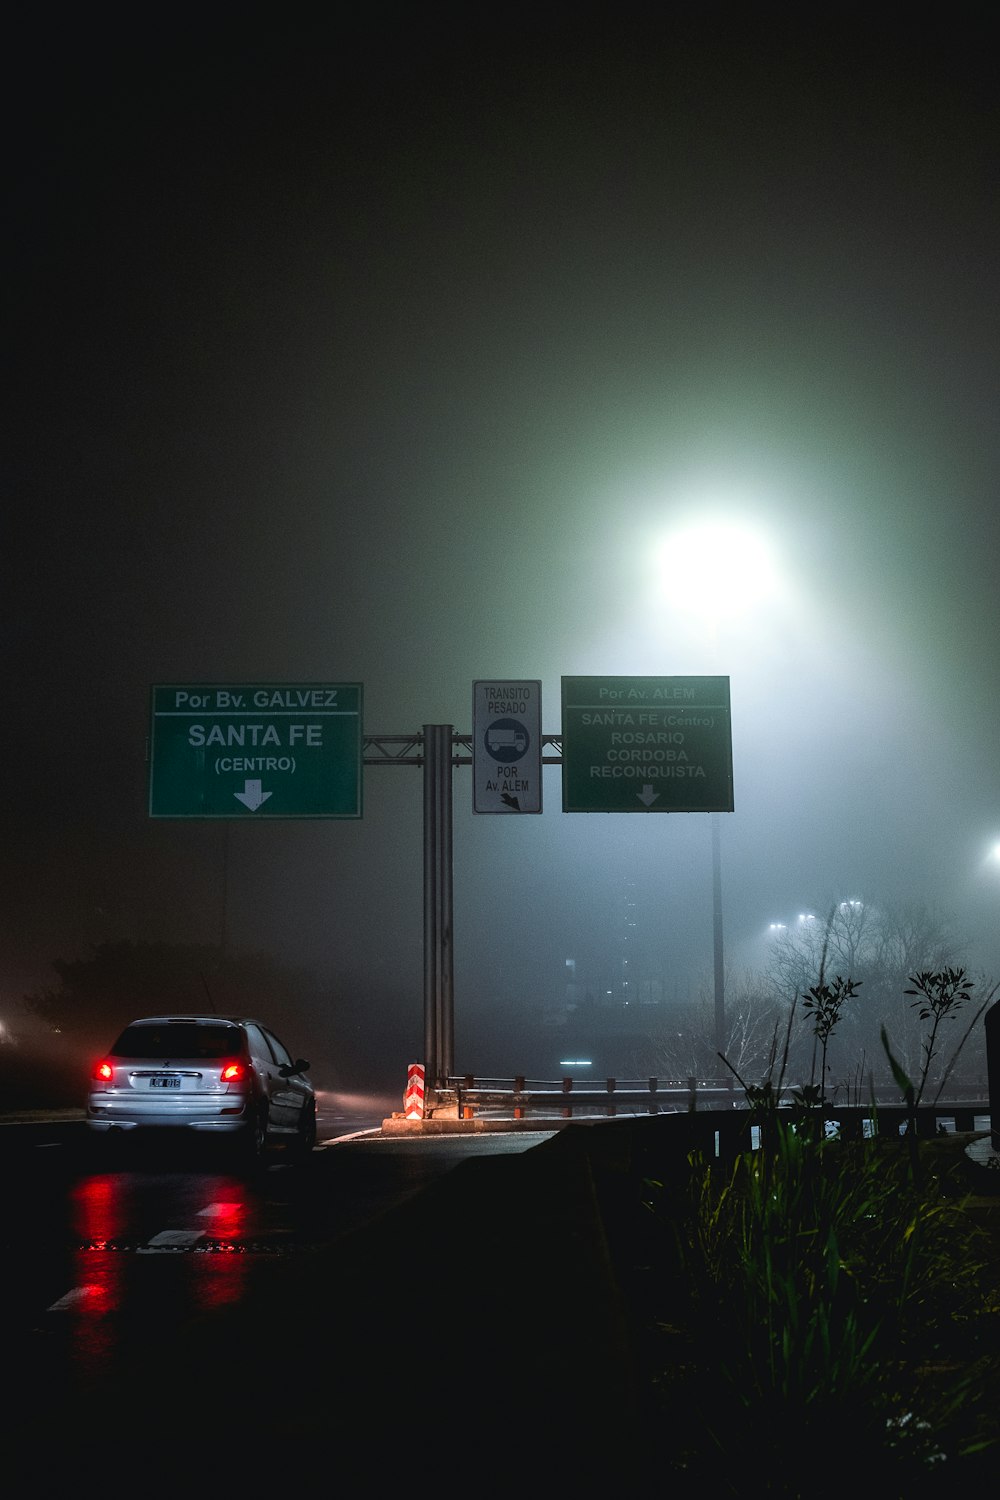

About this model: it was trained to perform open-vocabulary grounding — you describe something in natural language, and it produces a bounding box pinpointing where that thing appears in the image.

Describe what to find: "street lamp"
[649,514,782,1059]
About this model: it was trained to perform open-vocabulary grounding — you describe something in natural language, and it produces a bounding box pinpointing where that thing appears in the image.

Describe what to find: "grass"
[628,1122,1000,1496]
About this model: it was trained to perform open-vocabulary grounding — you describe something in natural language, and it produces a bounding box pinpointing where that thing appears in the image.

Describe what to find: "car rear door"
[264,1025,312,1129]
[245,1023,307,1132]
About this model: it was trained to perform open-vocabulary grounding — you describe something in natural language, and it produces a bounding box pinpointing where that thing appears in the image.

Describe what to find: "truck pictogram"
[487,726,528,756]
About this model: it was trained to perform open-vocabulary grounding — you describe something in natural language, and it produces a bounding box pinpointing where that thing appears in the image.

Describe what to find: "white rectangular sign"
[472,680,543,813]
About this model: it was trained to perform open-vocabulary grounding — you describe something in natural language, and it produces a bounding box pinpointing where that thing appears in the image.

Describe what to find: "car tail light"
[92,1060,114,1083]
[220,1060,248,1084]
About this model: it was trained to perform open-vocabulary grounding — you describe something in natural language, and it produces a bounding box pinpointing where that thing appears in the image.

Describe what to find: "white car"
[86,1014,316,1161]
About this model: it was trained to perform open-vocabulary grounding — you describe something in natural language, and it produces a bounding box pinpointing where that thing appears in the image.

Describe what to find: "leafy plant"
[880,1021,925,1182]
[903,968,975,1107]
[801,974,861,1106]
[721,968,859,1133]
[786,1080,826,1141]
[880,971,996,1135]
[881,1023,915,1112]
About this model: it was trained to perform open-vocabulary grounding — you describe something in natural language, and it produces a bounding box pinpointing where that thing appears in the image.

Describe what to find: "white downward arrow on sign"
[234,779,272,811]
[636,785,659,807]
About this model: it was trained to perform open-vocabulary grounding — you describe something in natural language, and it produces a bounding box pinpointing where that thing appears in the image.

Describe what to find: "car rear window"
[111,1023,244,1059]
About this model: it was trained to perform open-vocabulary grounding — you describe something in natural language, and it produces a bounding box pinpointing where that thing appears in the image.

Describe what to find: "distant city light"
[798,913,816,922]
[559,1059,592,1068]
[768,922,787,931]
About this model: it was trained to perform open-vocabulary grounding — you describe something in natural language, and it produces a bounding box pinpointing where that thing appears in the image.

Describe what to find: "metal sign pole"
[422,727,438,1089]
[423,726,454,1089]
[712,813,725,1056]
[441,731,454,1082]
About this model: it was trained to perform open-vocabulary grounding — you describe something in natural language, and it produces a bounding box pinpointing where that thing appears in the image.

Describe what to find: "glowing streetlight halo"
[650,517,783,627]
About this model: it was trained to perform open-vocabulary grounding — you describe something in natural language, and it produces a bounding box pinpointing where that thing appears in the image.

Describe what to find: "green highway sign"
[148,683,363,818]
[561,675,733,813]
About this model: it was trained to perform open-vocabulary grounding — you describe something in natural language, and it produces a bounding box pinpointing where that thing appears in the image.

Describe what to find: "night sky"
[4,7,999,1086]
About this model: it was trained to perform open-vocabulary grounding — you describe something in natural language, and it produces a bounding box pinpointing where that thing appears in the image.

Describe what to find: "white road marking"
[137,1229,206,1251]
[47,1285,102,1311]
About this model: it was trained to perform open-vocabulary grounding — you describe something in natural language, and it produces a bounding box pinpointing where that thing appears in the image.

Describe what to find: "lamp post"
[650,516,781,1066]
[712,813,725,1056]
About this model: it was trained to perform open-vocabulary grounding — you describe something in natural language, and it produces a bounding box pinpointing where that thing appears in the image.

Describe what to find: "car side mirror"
[282,1059,310,1076]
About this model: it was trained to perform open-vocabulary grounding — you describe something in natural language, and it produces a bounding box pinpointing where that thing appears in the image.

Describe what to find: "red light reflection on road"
[192,1194,250,1308]
[62,1173,254,1374]
[66,1175,127,1373]
[73,1173,127,1245]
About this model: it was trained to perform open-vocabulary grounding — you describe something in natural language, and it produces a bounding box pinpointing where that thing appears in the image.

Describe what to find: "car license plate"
[150,1076,181,1089]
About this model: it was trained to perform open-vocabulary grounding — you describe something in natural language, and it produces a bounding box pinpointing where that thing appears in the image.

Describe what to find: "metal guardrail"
[432,1075,992,1142]
[441,1074,738,1119]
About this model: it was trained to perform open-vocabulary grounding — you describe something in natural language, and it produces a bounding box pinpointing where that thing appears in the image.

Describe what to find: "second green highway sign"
[561,675,733,813]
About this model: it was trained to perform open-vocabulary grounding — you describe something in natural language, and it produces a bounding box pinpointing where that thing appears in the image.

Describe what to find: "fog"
[4,10,998,1092]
